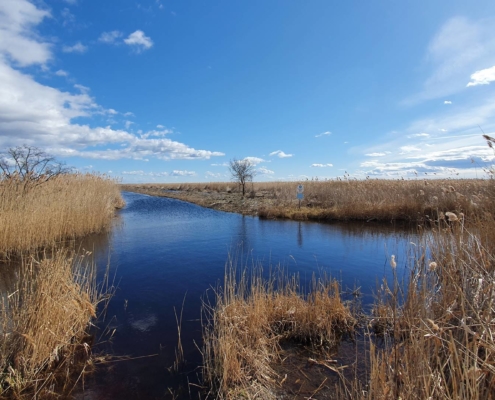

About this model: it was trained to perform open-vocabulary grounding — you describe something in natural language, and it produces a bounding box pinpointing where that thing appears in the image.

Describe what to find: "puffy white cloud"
[269,150,293,158]
[444,100,452,104]
[315,131,331,138]
[124,30,153,51]
[98,30,123,44]
[55,69,68,77]
[365,152,387,157]
[311,163,333,167]
[243,157,265,165]
[0,0,52,66]
[0,1,223,164]
[62,42,87,53]
[258,166,274,175]
[467,65,495,87]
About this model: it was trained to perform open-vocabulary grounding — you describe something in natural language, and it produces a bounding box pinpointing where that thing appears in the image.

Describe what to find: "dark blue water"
[80,191,415,399]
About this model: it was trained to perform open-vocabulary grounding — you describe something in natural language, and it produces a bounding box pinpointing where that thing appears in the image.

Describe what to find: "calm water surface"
[79,191,416,399]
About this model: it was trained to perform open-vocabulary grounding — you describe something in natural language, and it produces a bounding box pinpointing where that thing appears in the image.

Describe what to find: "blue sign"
[297,193,304,200]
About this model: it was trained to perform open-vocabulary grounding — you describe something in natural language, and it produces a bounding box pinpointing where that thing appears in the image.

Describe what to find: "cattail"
[429,261,437,271]
[445,212,458,222]
[390,255,397,269]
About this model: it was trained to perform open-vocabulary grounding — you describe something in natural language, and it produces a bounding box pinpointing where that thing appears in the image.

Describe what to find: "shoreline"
[120,184,273,216]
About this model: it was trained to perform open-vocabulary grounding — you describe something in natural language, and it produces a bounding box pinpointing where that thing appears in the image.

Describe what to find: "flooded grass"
[201,261,356,399]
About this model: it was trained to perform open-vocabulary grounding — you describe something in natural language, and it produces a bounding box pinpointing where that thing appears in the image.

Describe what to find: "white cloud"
[124,120,133,129]
[156,124,164,128]
[311,163,333,167]
[400,145,422,154]
[74,83,90,94]
[205,171,223,178]
[98,30,123,44]
[55,69,68,77]
[172,170,195,176]
[211,162,229,167]
[122,170,169,177]
[0,0,52,66]
[444,100,452,104]
[0,13,224,164]
[243,157,265,165]
[365,152,387,157]
[62,42,88,53]
[124,30,153,51]
[258,166,274,175]
[404,17,495,104]
[407,133,430,138]
[315,131,331,138]
[269,150,293,158]
[467,65,495,87]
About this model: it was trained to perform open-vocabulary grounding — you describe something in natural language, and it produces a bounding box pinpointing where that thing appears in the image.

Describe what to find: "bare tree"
[0,145,69,184]
[229,158,256,196]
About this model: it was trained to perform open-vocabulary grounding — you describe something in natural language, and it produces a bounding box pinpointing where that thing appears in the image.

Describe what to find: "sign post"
[296,184,304,209]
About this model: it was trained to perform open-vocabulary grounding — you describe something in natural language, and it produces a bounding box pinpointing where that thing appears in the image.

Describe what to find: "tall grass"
[0,249,110,398]
[201,261,356,399]
[0,173,124,258]
[0,173,122,398]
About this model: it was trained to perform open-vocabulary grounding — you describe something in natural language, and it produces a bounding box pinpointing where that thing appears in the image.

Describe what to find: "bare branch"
[0,145,69,186]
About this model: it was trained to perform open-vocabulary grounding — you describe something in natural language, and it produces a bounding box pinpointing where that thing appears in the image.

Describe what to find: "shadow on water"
[72,192,417,399]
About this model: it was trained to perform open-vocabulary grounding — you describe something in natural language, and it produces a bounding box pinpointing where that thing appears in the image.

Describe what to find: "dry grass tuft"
[0,249,107,398]
[0,173,124,258]
[202,263,356,399]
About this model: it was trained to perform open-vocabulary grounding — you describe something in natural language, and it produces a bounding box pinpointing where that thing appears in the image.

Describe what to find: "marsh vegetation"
[0,170,123,398]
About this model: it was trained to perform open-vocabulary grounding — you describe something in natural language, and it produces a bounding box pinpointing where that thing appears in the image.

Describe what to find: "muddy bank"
[120,184,276,216]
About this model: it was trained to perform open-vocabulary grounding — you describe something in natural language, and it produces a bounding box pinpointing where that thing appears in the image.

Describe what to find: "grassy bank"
[123,178,493,222]
[0,173,122,398]
[1,173,124,259]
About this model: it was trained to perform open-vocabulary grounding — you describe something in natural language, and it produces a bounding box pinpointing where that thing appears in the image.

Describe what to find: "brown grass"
[201,262,356,399]
[0,249,109,398]
[126,178,493,222]
[0,173,121,398]
[0,173,124,258]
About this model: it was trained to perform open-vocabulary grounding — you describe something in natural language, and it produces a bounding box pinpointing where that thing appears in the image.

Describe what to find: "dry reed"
[0,173,124,258]
[0,249,107,398]
[201,261,356,399]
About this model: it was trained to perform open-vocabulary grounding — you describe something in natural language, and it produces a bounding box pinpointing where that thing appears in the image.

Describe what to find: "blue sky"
[1,0,495,183]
